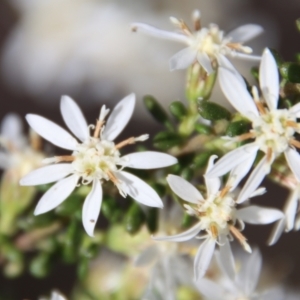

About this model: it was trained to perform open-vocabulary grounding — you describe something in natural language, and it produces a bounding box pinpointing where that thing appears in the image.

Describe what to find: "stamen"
[237,132,256,141]
[266,147,273,163]
[226,43,252,54]
[115,134,149,149]
[210,224,218,239]
[230,225,251,253]
[220,185,231,198]
[289,139,300,149]
[106,170,119,185]
[43,155,75,164]
[99,105,110,121]
[192,10,201,31]
[93,120,104,138]
[286,120,300,129]
[170,17,192,36]
[29,129,42,151]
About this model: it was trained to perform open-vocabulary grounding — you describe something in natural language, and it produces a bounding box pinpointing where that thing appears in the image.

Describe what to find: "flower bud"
[169,101,187,120]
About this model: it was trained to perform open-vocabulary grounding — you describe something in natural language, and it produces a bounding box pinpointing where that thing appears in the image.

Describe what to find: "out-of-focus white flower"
[131,10,262,73]
[207,48,300,203]
[39,291,67,300]
[20,94,177,236]
[153,155,283,280]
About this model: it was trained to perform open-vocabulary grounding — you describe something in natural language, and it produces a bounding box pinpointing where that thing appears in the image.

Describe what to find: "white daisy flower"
[20,94,177,237]
[206,48,300,203]
[152,155,283,280]
[131,10,263,73]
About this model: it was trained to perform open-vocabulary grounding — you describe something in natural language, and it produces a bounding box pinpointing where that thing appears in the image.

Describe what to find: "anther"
[229,225,251,253]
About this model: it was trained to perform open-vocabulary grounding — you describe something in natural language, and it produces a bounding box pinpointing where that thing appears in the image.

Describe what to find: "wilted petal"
[116,171,163,207]
[197,52,214,74]
[1,113,23,141]
[285,147,300,182]
[204,155,221,195]
[206,143,258,179]
[237,205,283,224]
[194,238,216,280]
[268,218,286,246]
[103,94,135,141]
[26,114,77,150]
[131,23,190,44]
[217,235,235,280]
[82,180,102,237]
[196,278,224,300]
[169,47,197,71]
[122,151,177,169]
[20,164,73,186]
[167,174,203,203]
[153,221,202,242]
[226,24,264,43]
[259,48,279,111]
[60,95,89,142]
[237,155,269,204]
[34,174,79,215]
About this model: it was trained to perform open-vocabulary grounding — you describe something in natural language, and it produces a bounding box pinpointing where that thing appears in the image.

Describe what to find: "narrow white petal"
[194,238,216,280]
[206,143,258,179]
[60,95,89,142]
[103,93,135,141]
[82,180,102,237]
[116,171,163,208]
[0,152,10,169]
[20,164,73,186]
[237,155,269,204]
[237,205,283,224]
[249,187,266,198]
[226,24,264,43]
[1,113,23,141]
[26,114,77,150]
[197,52,214,74]
[284,148,300,182]
[135,245,159,266]
[51,292,66,300]
[267,218,286,246]
[34,174,79,215]
[121,151,177,169]
[230,52,261,61]
[217,235,235,280]
[153,221,202,242]
[169,47,197,71]
[289,102,300,118]
[196,278,224,300]
[284,188,299,231]
[167,174,203,203]
[219,62,259,118]
[204,155,221,195]
[259,48,279,111]
[131,23,190,44]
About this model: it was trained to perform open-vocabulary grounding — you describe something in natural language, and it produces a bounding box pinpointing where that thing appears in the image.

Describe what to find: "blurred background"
[0,0,300,298]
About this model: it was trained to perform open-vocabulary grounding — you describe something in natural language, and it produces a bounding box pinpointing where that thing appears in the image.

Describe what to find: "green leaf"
[169,101,187,120]
[226,120,251,137]
[280,62,300,83]
[124,203,146,235]
[198,100,231,121]
[194,123,212,134]
[193,152,212,169]
[153,131,182,150]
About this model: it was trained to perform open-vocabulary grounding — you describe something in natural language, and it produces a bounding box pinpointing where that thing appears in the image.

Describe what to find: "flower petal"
[259,48,279,111]
[0,151,10,169]
[135,245,159,267]
[284,147,300,182]
[34,174,79,215]
[82,180,102,237]
[60,95,89,142]
[217,235,235,280]
[237,155,269,204]
[196,278,224,300]
[289,102,300,118]
[103,93,135,141]
[284,188,299,231]
[131,23,190,44]
[218,61,259,118]
[230,52,261,61]
[26,114,78,150]
[226,24,263,43]
[204,155,221,195]
[194,238,216,280]
[1,113,23,141]
[206,143,258,179]
[20,164,73,186]
[237,205,283,224]
[197,52,214,74]
[267,218,286,246]
[116,171,163,208]
[153,221,202,242]
[169,47,197,71]
[121,151,177,169]
[167,174,203,203]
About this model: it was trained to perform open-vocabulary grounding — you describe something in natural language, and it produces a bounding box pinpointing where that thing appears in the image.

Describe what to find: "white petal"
[135,245,159,266]
[82,180,102,237]
[34,174,79,215]
[206,143,258,179]
[237,155,269,204]
[289,102,300,118]
[20,164,73,186]
[231,52,261,61]
[167,174,203,203]
[121,151,177,169]
[284,188,299,231]
[197,52,214,74]
[196,278,224,300]
[116,171,163,208]
[226,24,264,43]
[267,218,286,246]
[26,114,78,151]
[60,95,89,142]
[153,221,202,242]
[103,93,135,141]
[0,152,10,169]
[259,48,279,111]
[218,62,259,118]
[51,292,66,300]
[194,238,216,280]
[217,235,235,280]
[249,187,266,198]
[204,155,221,195]
[131,22,190,44]
[1,113,23,141]
[284,147,300,182]
[169,47,197,71]
[237,205,283,224]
